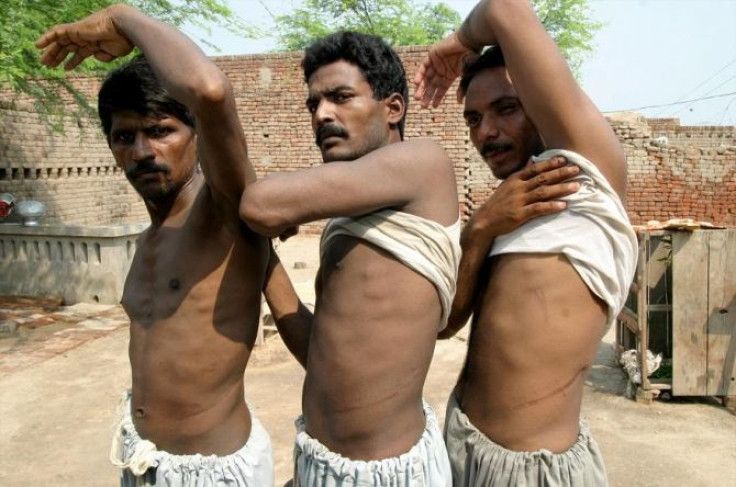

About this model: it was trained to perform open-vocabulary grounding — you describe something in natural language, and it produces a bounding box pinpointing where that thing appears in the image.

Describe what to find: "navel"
[135,407,146,419]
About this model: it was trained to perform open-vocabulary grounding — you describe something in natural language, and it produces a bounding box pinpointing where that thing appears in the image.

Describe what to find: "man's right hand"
[413,32,478,109]
[465,156,580,241]
[36,5,135,70]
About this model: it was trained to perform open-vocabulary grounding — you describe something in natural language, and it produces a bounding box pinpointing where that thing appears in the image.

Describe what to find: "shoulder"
[401,138,448,156]
[395,139,454,173]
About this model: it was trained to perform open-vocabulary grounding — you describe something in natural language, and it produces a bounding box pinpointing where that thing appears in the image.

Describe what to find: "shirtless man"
[240,31,460,485]
[414,0,638,485]
[36,6,272,485]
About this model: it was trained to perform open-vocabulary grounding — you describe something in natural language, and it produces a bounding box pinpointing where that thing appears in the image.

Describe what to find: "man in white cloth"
[37,6,273,486]
[240,31,463,486]
[414,0,637,485]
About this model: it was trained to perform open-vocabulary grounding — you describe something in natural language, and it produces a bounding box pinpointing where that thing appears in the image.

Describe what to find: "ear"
[384,93,405,128]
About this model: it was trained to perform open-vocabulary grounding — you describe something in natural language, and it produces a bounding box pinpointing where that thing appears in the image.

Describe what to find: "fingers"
[521,200,568,220]
[40,42,72,68]
[35,29,59,49]
[519,156,568,181]
[528,181,580,203]
[278,226,300,242]
[64,47,95,71]
[412,62,428,95]
[456,84,466,104]
[95,52,116,62]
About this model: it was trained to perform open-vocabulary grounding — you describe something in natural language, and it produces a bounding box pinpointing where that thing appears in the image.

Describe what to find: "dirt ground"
[0,234,734,486]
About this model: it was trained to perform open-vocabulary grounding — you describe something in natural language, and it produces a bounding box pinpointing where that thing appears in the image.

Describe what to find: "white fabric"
[321,209,462,330]
[444,393,608,487]
[293,401,452,486]
[111,390,274,487]
[490,149,638,330]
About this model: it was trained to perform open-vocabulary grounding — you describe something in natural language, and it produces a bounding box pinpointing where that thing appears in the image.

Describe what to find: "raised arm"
[36,4,253,210]
[415,0,626,199]
[240,139,458,237]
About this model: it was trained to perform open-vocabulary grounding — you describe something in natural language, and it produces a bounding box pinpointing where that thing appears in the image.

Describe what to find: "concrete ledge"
[0,223,147,238]
[0,223,148,304]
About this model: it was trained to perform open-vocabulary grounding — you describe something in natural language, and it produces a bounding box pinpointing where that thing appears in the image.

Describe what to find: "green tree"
[0,0,251,123]
[531,0,602,76]
[271,0,601,77]
[273,0,461,50]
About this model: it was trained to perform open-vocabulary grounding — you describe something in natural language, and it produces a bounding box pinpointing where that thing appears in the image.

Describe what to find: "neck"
[145,172,203,226]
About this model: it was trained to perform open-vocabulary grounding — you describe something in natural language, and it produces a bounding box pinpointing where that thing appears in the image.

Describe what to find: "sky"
[186,0,736,126]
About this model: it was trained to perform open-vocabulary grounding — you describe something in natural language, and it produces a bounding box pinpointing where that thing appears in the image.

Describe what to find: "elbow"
[239,186,284,237]
[190,70,231,112]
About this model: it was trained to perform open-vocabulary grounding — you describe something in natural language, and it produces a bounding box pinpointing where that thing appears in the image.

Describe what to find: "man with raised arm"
[414,1,637,485]
[36,6,273,486]
[240,31,462,486]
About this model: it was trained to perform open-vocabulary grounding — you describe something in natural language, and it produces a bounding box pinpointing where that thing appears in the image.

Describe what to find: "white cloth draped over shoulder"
[490,149,638,331]
[320,209,462,331]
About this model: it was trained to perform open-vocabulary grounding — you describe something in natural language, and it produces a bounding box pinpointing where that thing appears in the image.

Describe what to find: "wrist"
[461,218,498,248]
[456,23,483,54]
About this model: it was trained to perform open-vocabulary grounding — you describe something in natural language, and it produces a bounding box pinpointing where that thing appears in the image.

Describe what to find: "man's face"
[306,60,392,162]
[108,111,197,201]
[463,67,544,179]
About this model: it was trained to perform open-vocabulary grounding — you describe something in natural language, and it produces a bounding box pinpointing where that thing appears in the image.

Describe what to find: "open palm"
[413,33,479,108]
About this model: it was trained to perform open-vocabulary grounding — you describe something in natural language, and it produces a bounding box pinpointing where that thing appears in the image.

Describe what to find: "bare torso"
[457,253,607,453]
[123,187,267,456]
[303,236,442,460]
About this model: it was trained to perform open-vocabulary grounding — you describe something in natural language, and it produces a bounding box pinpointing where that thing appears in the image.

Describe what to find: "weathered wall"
[1,48,733,229]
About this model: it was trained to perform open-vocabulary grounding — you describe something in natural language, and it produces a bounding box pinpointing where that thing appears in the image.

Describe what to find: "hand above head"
[412,32,479,109]
[35,5,134,70]
[468,156,581,239]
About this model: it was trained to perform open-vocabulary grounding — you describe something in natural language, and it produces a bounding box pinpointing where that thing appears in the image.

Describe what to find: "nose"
[312,99,335,128]
[478,114,500,142]
[132,133,154,162]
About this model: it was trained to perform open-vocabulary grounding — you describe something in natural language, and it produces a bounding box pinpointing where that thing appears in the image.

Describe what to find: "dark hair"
[98,55,195,138]
[459,46,506,97]
[302,31,408,139]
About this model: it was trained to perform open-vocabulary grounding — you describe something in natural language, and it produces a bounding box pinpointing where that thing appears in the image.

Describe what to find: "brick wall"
[1,48,733,228]
[0,100,147,226]
[615,112,735,225]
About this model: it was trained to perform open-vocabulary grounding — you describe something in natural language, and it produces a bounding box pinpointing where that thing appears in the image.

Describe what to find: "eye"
[149,126,173,138]
[333,92,351,103]
[497,102,518,115]
[112,131,134,144]
[464,114,481,128]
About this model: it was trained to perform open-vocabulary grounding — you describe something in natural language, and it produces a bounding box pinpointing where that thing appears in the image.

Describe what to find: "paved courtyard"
[1,235,734,486]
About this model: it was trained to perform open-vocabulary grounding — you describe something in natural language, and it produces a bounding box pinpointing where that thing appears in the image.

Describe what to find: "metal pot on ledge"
[15,199,46,226]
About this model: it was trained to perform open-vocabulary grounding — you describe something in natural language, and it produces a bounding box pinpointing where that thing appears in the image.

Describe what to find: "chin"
[321,147,360,163]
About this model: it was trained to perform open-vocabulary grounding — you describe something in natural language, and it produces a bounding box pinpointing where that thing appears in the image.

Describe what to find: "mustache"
[481,142,514,158]
[315,124,348,146]
[126,161,170,180]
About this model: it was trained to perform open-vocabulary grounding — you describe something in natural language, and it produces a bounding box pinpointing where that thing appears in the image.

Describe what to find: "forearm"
[110,5,228,112]
[445,245,487,335]
[263,248,312,368]
[442,220,499,336]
